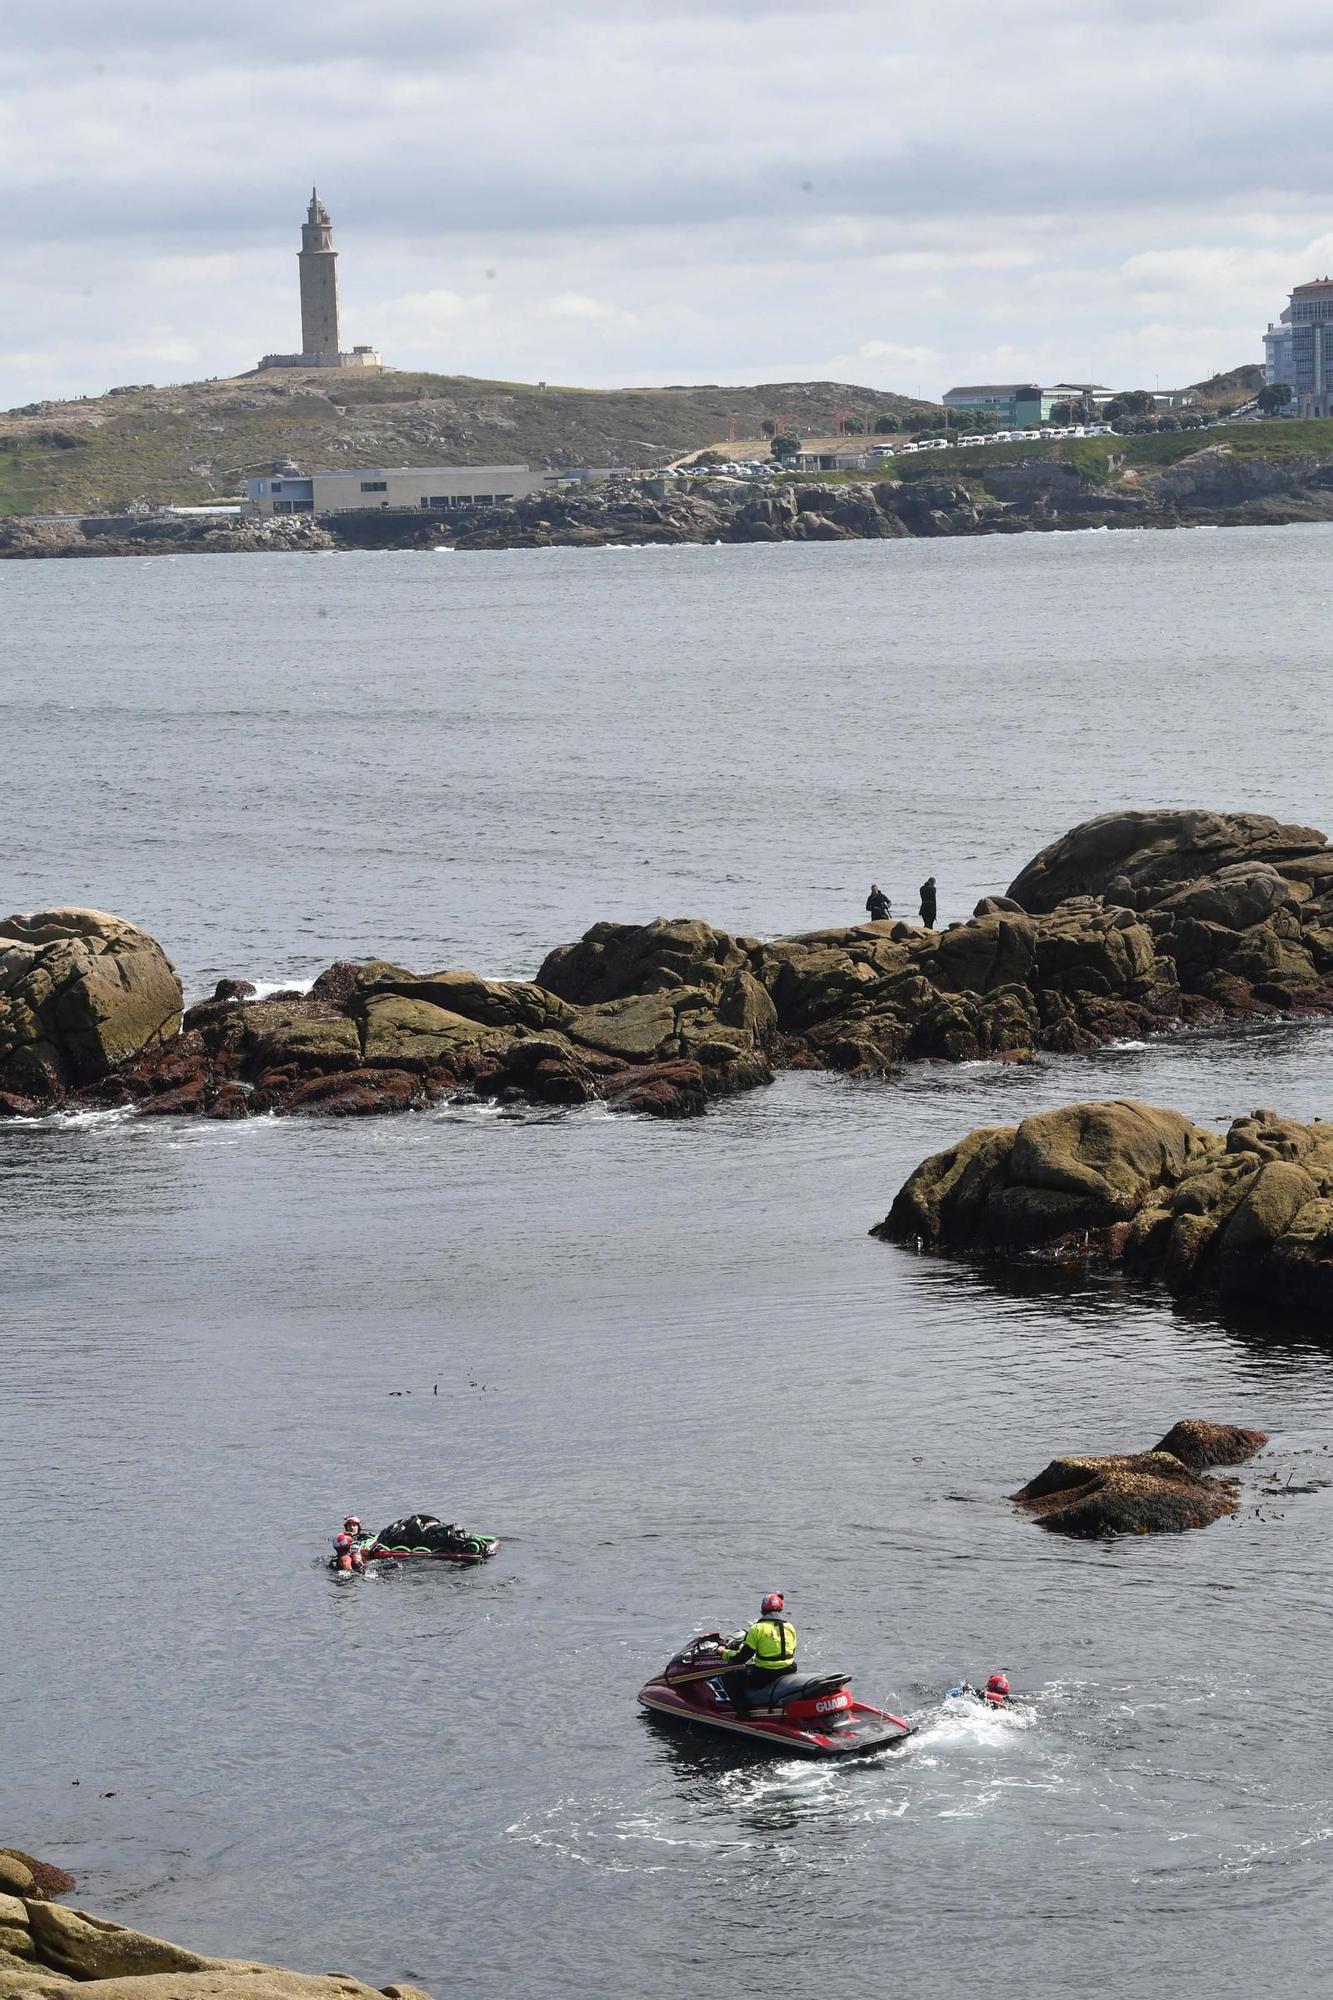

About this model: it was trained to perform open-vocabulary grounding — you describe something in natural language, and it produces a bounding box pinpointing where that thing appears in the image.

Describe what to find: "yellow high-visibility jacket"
[730,1617,797,1670]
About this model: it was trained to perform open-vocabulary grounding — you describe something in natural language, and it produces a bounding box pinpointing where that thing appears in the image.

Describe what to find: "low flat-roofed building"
[791,448,869,472]
[246,465,546,517]
[943,383,1043,427]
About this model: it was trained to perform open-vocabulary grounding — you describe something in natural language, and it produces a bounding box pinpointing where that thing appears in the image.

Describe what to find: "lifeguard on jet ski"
[638,1593,913,1759]
[329,1512,499,1571]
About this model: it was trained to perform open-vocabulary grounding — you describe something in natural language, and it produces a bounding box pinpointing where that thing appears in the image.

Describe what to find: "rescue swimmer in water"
[332,1516,368,1572]
[946,1672,1012,1708]
[329,1511,500,1571]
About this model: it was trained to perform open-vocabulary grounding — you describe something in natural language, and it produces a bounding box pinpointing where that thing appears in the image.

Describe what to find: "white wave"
[3,1103,136,1131]
[910,1695,1035,1754]
[244,976,316,1001]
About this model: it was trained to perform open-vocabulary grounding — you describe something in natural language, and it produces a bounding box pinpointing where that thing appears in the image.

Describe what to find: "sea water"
[5,529,1333,1999]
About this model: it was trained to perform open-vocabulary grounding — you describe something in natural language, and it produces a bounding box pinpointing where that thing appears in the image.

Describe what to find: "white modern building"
[245,465,546,517]
[259,190,382,372]
[1260,279,1333,411]
[1264,314,1295,389]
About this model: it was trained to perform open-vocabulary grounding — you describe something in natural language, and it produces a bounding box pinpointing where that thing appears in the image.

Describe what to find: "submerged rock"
[1012,1420,1266,1535]
[876,1100,1333,1311]
[1151,1419,1269,1470]
[1014,1448,1240,1537]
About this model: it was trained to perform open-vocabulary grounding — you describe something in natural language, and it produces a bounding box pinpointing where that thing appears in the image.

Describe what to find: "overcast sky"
[3,0,1332,407]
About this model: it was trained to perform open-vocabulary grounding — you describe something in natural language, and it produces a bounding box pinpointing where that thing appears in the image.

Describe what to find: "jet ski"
[638,1632,914,1759]
[329,1514,499,1570]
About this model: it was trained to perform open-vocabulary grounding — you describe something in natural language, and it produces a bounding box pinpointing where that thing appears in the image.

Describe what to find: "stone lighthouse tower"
[258,190,382,372]
[299,188,340,361]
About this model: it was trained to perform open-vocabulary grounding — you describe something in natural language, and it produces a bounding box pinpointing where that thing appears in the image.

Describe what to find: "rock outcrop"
[1012,1420,1267,1536]
[0,909,182,1105]
[0,1854,74,1901]
[0,1865,431,2000]
[877,1100,1333,1310]
[8,810,1333,1122]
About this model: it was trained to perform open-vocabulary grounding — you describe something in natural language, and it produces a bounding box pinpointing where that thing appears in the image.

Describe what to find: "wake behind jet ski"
[329,1511,499,1571]
[638,1629,913,1759]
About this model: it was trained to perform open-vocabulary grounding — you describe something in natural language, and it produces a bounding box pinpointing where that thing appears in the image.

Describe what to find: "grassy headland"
[0,369,935,515]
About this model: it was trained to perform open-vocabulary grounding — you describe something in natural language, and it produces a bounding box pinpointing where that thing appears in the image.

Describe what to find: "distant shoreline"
[6,462,1333,560]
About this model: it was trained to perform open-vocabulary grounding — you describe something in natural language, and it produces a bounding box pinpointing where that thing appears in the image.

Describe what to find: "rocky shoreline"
[5,445,1333,559]
[0,1849,429,2000]
[4,810,1333,1123]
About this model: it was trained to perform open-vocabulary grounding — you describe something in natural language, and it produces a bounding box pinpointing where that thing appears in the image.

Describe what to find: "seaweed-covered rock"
[1013,1449,1239,1536]
[0,1852,73,1900]
[1012,1419,1266,1535]
[1152,1419,1269,1469]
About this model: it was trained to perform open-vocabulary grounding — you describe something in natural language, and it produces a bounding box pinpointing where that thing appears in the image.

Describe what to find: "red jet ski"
[638,1632,914,1759]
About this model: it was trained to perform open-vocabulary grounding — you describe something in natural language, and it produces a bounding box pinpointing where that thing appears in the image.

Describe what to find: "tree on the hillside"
[1104,389,1154,422]
[1048,400,1074,423]
[1257,381,1293,415]
[770,429,802,461]
[691,450,727,469]
[840,414,866,434]
[873,412,900,433]
[761,418,777,437]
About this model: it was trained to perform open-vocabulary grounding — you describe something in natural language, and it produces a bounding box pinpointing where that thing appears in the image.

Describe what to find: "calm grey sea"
[4,529,1333,2000]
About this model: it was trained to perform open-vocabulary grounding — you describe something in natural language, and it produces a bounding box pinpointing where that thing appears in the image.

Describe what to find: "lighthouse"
[299,188,340,361]
[259,189,382,372]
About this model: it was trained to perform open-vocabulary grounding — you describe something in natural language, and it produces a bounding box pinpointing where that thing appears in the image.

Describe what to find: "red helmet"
[986,1672,1009,1696]
[761,1592,785,1615]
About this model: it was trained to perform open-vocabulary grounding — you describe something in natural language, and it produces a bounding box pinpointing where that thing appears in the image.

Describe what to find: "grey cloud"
[2,0,1328,405]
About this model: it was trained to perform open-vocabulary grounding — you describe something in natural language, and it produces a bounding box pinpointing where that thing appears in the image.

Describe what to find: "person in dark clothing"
[865,883,891,922]
[919,876,937,928]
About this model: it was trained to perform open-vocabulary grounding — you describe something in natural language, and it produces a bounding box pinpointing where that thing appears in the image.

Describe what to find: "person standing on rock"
[865,883,891,922]
[919,876,937,929]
